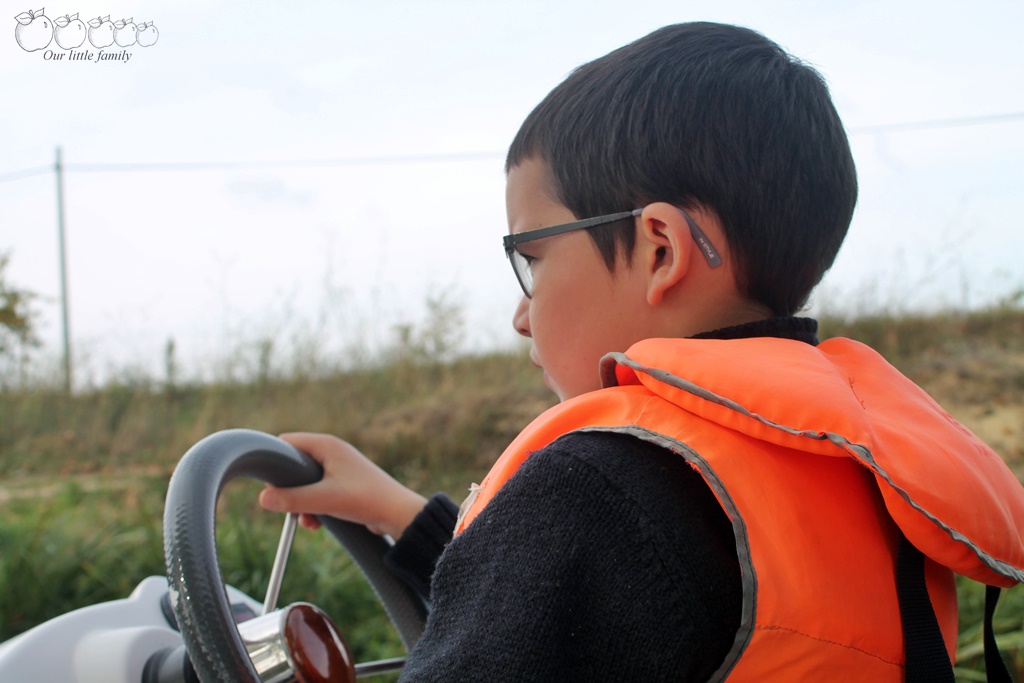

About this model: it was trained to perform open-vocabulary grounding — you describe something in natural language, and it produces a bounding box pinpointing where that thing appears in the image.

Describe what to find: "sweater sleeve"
[398,431,742,682]
[384,493,459,602]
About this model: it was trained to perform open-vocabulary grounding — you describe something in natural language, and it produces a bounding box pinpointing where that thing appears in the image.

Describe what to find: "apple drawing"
[113,17,136,47]
[136,21,158,47]
[87,15,114,48]
[14,8,53,52]
[53,12,85,49]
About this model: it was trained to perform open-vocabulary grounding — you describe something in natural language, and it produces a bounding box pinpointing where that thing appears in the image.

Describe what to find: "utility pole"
[55,147,72,393]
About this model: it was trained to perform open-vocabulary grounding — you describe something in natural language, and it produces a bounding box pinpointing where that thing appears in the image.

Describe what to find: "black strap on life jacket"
[897,533,1014,683]
[984,585,1013,683]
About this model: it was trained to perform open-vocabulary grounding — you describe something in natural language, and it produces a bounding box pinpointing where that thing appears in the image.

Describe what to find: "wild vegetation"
[1,301,1022,679]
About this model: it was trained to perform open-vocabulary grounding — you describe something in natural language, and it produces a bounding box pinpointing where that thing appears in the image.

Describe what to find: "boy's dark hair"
[506,22,857,317]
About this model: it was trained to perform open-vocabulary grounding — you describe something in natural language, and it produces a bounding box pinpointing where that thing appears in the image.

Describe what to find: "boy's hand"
[258,432,427,539]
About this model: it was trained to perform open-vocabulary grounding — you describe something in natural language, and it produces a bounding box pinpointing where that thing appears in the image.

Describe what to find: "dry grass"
[3,305,1023,489]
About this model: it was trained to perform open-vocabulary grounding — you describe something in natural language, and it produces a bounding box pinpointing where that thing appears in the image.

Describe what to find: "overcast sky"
[3,0,1023,385]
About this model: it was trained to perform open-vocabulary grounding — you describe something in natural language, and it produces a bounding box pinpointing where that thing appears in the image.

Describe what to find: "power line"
[1,112,1021,182]
[0,165,52,182]
[0,150,502,182]
[847,111,1024,135]
[70,149,506,172]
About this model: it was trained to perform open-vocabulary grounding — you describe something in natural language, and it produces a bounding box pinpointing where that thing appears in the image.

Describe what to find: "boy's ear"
[637,202,695,306]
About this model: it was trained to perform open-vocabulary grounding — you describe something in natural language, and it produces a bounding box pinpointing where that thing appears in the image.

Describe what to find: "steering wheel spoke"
[262,512,298,616]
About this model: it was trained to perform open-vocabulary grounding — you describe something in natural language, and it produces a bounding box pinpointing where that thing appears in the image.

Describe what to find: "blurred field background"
[1,298,1023,679]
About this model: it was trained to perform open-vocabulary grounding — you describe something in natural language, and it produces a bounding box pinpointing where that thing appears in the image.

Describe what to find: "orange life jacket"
[455,337,1024,681]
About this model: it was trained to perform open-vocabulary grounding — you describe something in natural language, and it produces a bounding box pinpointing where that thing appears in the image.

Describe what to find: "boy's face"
[506,158,655,401]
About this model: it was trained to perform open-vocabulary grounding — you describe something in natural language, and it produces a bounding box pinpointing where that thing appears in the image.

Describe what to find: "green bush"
[0,478,404,664]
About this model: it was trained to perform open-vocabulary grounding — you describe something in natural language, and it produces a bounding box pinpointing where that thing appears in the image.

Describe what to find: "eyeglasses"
[503,206,723,298]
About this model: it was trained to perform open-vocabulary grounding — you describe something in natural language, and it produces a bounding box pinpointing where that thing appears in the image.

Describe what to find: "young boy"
[260,22,1024,680]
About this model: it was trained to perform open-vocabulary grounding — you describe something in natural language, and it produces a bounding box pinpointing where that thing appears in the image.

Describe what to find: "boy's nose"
[512,295,531,338]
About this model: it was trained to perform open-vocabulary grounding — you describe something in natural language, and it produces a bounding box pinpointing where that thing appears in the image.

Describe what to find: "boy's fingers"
[258,486,286,512]
[278,432,329,459]
[258,489,324,530]
[260,484,321,514]
[299,513,321,530]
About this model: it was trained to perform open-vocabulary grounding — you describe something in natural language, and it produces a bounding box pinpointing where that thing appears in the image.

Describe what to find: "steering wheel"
[161,429,429,682]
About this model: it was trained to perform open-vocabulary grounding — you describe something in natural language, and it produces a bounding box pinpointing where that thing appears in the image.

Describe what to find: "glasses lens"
[511,250,534,297]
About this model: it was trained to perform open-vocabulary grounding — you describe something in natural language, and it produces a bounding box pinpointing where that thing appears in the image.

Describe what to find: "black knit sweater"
[384,317,819,681]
